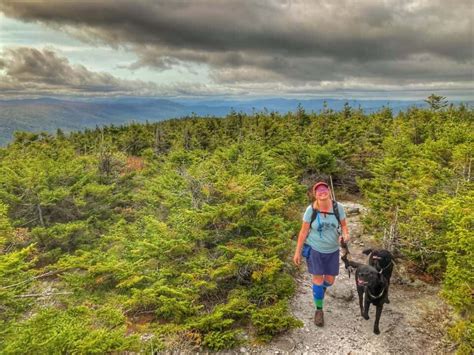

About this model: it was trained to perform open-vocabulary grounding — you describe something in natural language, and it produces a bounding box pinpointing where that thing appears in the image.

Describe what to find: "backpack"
[309,200,342,235]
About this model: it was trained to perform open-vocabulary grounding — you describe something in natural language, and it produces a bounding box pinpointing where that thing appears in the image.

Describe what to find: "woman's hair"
[307,186,315,201]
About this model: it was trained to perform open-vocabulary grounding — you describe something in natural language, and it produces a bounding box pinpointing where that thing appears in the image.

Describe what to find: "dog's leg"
[374,304,384,334]
[385,282,391,304]
[357,287,365,317]
[363,292,370,320]
[385,272,392,304]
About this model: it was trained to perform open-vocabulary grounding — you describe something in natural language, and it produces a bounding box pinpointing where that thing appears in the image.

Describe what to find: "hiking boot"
[314,309,324,327]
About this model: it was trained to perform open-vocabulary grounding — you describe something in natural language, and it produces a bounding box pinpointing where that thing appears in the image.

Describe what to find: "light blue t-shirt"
[302,202,346,253]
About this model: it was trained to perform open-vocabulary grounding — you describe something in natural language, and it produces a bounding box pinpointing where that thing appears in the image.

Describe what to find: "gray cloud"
[0,46,251,98]
[0,47,160,96]
[0,0,472,96]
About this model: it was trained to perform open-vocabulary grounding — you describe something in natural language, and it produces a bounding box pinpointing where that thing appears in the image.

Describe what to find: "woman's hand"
[294,222,310,266]
[340,219,350,244]
[339,234,350,244]
[293,252,301,266]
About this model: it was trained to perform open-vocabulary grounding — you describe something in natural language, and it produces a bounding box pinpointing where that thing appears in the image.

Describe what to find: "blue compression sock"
[312,283,325,309]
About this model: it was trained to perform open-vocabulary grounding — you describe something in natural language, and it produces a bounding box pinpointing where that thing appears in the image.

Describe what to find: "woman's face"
[315,186,330,200]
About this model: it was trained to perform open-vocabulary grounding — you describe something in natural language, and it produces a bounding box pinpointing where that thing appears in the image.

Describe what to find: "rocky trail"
[245,201,451,354]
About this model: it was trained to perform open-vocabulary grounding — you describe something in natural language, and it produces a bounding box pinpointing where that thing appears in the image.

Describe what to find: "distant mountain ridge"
[0,96,432,146]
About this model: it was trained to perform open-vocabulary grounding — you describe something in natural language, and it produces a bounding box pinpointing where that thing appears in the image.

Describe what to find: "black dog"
[362,248,394,303]
[341,251,392,335]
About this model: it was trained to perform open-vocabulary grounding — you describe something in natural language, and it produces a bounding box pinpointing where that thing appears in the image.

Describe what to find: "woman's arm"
[340,219,350,243]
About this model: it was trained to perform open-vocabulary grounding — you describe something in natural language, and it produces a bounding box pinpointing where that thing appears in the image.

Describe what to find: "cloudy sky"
[0,0,472,100]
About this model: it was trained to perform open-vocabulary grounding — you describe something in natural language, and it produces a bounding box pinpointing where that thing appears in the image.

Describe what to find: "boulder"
[326,283,354,301]
[346,207,360,216]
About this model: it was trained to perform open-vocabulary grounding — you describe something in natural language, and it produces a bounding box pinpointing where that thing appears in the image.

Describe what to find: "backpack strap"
[332,200,341,228]
[310,206,319,228]
[309,200,342,230]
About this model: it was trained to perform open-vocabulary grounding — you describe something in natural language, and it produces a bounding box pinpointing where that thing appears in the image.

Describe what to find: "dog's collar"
[366,285,386,299]
[377,261,393,274]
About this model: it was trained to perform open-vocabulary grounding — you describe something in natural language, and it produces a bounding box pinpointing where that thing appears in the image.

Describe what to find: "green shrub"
[250,300,303,342]
[0,105,472,352]
[1,306,139,354]
[448,319,473,355]
[202,329,243,351]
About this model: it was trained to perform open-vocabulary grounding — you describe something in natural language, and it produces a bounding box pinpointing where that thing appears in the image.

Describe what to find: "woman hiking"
[293,181,350,327]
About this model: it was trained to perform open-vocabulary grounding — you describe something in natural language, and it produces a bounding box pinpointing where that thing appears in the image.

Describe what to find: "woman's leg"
[312,275,325,310]
[323,275,335,286]
[312,275,335,307]
[323,274,335,294]
[312,274,326,326]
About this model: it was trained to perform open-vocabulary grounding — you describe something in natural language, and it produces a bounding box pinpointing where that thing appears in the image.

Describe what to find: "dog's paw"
[362,313,370,320]
[374,328,380,335]
[385,298,390,304]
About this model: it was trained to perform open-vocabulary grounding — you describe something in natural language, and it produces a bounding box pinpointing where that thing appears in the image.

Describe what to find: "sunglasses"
[315,186,329,194]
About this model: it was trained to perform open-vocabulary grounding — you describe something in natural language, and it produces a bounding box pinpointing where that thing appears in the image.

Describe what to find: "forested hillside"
[0,101,472,353]
[0,97,432,146]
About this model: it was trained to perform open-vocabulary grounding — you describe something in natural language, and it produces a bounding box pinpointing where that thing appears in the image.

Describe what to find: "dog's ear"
[362,248,373,255]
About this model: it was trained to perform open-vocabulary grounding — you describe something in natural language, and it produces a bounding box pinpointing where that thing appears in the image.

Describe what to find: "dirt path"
[247,201,449,354]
